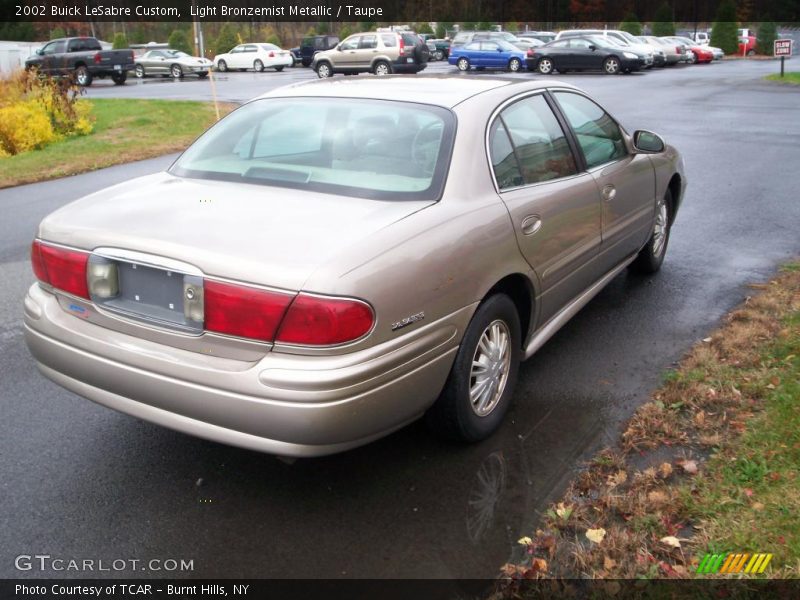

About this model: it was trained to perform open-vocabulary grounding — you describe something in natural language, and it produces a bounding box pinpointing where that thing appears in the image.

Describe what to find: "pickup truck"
[25,37,135,86]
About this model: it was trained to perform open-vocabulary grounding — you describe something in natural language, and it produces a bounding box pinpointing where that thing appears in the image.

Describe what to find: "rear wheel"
[435,50,445,61]
[134,64,145,78]
[603,56,620,74]
[197,71,208,79]
[253,59,264,72]
[537,57,553,74]
[630,188,673,274]
[111,72,127,85]
[425,294,521,442]
[315,62,332,78]
[301,58,311,67]
[508,57,522,72]
[275,65,284,72]
[373,60,391,76]
[217,60,228,72]
[170,64,183,78]
[457,57,470,71]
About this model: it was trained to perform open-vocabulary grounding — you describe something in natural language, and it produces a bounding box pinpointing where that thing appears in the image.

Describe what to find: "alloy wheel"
[469,320,512,417]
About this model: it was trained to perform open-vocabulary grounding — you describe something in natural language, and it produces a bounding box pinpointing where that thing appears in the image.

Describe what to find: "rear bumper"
[24,284,468,457]
[391,58,427,73]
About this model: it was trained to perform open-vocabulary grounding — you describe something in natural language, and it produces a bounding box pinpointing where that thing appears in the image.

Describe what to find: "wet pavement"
[1,59,799,578]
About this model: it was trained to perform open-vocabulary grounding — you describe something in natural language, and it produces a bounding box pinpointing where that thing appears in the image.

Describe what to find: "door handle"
[520,215,542,236]
[602,184,617,201]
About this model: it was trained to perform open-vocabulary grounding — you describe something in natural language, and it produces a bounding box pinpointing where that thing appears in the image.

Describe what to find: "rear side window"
[554,92,627,169]
[490,94,578,188]
[359,35,378,50]
[381,34,397,47]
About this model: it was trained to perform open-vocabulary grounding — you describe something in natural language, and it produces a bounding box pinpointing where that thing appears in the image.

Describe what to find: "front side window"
[340,37,360,50]
[554,92,627,169]
[171,98,456,202]
[489,94,578,189]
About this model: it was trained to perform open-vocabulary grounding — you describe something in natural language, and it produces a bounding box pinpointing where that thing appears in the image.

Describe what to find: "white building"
[0,41,43,75]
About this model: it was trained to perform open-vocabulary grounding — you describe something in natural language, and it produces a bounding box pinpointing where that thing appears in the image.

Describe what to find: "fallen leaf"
[586,528,606,544]
[607,470,627,488]
[555,502,573,520]
[744,488,754,497]
[648,490,669,506]
[659,462,673,478]
[694,411,705,426]
[660,535,681,548]
[531,557,548,573]
[517,536,532,546]
[681,460,698,475]
[752,502,765,511]
[604,556,617,570]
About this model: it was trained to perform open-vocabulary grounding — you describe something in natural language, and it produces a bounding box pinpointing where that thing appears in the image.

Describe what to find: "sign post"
[774,39,793,77]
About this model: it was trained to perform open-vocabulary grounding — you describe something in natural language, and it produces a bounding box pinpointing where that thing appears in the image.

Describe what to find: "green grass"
[0,99,234,188]
[765,71,800,84]
[686,309,800,576]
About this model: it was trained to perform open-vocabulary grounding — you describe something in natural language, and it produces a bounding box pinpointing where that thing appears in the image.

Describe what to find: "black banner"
[1,0,799,23]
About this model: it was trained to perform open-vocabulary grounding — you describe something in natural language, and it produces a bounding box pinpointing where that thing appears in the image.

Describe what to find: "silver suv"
[312,32,429,78]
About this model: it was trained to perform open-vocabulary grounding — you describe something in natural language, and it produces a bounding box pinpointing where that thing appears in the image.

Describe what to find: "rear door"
[552,91,655,271]
[357,34,379,68]
[488,92,603,323]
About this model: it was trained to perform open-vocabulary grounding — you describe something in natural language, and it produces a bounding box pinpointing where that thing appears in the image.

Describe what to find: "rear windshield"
[170,98,456,202]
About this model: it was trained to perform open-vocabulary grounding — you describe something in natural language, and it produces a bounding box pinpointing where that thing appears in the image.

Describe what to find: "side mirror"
[336,44,343,51]
[36,48,43,55]
[497,47,503,52]
[633,130,665,153]
[589,44,597,51]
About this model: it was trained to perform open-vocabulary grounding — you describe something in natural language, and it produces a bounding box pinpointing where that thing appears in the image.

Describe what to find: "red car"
[671,37,714,63]
[739,36,757,56]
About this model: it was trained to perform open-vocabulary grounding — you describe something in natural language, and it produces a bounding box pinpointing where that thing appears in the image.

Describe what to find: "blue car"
[448,40,526,72]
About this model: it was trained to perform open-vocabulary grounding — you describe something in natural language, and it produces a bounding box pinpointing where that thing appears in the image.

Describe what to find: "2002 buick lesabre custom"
[24,77,685,457]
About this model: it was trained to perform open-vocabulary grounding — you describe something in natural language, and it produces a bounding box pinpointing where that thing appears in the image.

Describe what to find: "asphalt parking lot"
[1,58,799,578]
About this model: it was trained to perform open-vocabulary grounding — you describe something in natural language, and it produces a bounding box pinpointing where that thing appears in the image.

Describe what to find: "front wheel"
[253,59,264,72]
[217,60,228,72]
[275,65,284,72]
[134,64,145,78]
[456,57,470,71]
[603,56,620,74]
[630,188,673,274]
[75,66,92,86]
[315,62,332,78]
[537,57,553,74]
[170,64,183,78]
[508,57,522,72]
[435,50,445,61]
[425,294,521,442]
[111,72,127,85]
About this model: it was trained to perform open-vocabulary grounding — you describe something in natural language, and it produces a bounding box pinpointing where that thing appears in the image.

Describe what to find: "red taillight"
[93,52,101,64]
[276,294,374,346]
[33,241,90,299]
[204,280,293,342]
[676,46,681,54]
[527,48,534,57]
[399,36,405,56]
[269,51,275,57]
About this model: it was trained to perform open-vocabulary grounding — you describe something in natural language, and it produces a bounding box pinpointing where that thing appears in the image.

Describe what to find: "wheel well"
[485,275,534,347]
[667,173,682,222]
[74,62,86,69]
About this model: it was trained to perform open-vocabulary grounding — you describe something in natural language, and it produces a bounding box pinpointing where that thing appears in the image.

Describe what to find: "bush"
[619,12,643,36]
[168,29,193,55]
[338,25,352,40]
[757,21,778,55]
[213,24,238,56]
[0,71,93,157]
[112,33,128,50]
[711,0,739,55]
[652,3,676,36]
[417,22,434,35]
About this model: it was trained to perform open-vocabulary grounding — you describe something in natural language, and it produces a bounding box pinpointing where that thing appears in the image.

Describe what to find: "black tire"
[508,58,522,72]
[301,58,311,67]
[170,64,183,78]
[414,42,429,64]
[630,188,673,274]
[746,49,756,56]
[456,57,470,71]
[315,61,333,78]
[134,64,145,78]
[537,57,554,74]
[197,72,208,79]
[275,65,284,72]
[111,72,127,85]
[373,60,391,76]
[603,56,621,74]
[253,59,264,72]
[425,294,521,442]
[435,50,445,61]
[75,66,92,86]
[217,60,227,72]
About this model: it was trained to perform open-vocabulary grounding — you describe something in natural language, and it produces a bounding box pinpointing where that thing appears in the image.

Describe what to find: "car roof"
[256,76,576,109]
